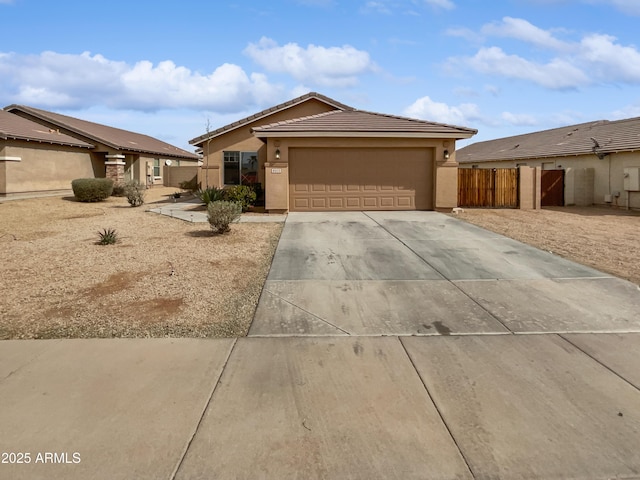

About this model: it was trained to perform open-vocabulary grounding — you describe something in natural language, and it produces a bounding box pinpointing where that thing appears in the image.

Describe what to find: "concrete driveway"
[251,211,640,336]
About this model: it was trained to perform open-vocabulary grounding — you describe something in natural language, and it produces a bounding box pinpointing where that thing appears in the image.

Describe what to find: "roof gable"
[189,92,353,146]
[457,117,640,163]
[252,109,477,139]
[4,105,199,160]
[0,110,93,148]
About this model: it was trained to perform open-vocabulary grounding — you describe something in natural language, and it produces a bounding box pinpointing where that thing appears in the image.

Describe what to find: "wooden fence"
[458,168,519,208]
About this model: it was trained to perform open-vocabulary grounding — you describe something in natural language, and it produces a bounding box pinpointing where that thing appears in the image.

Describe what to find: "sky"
[1,0,640,151]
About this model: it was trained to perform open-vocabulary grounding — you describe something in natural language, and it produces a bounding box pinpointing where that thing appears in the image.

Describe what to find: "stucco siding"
[1,142,94,195]
[200,99,340,189]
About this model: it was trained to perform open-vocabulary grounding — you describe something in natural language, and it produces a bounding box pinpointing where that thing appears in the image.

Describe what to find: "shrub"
[111,183,126,197]
[179,177,198,192]
[196,186,225,205]
[71,178,114,202]
[97,228,118,245]
[124,180,146,207]
[207,201,242,234]
[224,185,257,212]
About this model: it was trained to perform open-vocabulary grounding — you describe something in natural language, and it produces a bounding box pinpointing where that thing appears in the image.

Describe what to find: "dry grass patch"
[453,206,640,286]
[0,188,282,339]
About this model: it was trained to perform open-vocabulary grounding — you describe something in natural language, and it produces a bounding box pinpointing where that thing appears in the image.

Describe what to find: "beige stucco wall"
[263,137,456,212]
[460,151,640,209]
[1,141,94,195]
[198,99,342,189]
[163,165,199,188]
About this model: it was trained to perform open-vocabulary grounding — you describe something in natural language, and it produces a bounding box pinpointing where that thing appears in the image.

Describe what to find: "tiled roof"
[4,105,199,160]
[252,109,477,138]
[457,117,640,163]
[189,92,353,146]
[0,110,93,148]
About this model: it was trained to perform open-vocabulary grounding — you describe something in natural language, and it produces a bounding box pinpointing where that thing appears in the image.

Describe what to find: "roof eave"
[252,131,476,139]
[189,94,352,146]
[2,134,94,148]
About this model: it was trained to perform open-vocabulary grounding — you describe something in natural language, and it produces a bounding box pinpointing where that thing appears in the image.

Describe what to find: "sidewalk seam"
[363,212,513,334]
[398,337,477,480]
[168,338,238,480]
[559,334,640,392]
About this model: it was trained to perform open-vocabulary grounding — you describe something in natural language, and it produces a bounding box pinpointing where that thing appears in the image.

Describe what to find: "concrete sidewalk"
[1,335,640,479]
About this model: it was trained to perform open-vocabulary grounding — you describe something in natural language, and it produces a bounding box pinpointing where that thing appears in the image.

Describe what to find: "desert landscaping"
[0,187,282,339]
[1,190,639,340]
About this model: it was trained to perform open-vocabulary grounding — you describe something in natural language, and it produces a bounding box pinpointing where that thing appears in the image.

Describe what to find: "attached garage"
[250,106,477,213]
[289,147,433,211]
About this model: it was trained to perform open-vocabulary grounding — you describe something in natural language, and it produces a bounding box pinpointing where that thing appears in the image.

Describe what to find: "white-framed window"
[153,159,161,177]
[223,151,258,185]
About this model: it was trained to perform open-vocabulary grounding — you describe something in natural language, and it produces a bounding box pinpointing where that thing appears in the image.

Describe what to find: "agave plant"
[97,227,118,245]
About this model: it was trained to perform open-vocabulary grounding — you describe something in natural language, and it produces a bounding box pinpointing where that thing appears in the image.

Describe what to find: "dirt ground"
[0,187,282,339]
[453,206,640,286]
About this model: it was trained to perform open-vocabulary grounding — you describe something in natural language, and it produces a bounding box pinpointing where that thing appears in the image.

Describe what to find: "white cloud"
[610,103,640,119]
[422,0,455,10]
[445,27,484,44]
[0,51,283,112]
[481,17,572,52]
[579,34,640,82]
[593,0,640,15]
[456,46,589,89]
[448,17,640,89]
[404,96,481,126]
[502,111,538,126]
[361,1,392,14]
[243,37,376,87]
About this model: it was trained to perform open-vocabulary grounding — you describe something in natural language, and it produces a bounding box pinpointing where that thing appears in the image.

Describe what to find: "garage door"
[289,147,433,211]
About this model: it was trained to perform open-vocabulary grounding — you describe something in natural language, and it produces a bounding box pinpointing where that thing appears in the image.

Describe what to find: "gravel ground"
[452,206,640,286]
[0,187,282,339]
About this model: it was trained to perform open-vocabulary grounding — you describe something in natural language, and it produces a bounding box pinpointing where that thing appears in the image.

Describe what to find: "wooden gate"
[541,170,564,206]
[458,168,519,208]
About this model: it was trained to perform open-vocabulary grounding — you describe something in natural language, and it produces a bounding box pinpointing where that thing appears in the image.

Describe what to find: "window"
[224,151,258,185]
[153,159,161,177]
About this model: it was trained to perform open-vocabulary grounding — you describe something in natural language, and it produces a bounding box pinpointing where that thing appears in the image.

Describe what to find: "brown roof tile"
[457,117,640,163]
[252,109,477,138]
[0,110,93,148]
[4,105,199,160]
[189,92,353,146]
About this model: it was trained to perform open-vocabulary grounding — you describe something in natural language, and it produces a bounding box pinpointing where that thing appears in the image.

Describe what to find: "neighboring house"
[1,105,199,196]
[457,117,640,209]
[190,92,476,212]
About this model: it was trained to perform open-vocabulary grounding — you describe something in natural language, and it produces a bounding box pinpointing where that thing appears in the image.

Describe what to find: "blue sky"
[1,0,640,151]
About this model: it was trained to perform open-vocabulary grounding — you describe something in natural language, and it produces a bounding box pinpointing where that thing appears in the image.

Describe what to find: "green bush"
[71,178,114,202]
[179,177,198,192]
[197,186,225,205]
[207,201,242,234]
[111,183,126,197]
[224,185,257,212]
[124,180,146,207]
[97,227,118,245]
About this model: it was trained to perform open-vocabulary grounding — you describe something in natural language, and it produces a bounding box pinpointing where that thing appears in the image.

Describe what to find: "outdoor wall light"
[275,149,281,160]
[443,149,450,160]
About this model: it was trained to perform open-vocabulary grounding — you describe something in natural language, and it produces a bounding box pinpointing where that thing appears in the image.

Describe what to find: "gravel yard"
[0,188,282,339]
[453,206,640,286]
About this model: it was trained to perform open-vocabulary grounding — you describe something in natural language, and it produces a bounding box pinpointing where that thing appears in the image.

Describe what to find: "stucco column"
[264,162,289,213]
[435,144,459,210]
[105,154,126,184]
